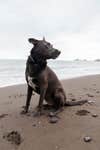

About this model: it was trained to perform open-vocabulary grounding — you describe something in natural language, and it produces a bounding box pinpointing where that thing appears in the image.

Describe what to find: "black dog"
[22,37,87,115]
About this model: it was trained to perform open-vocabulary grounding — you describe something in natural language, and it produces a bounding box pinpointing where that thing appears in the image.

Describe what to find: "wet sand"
[0,75,100,150]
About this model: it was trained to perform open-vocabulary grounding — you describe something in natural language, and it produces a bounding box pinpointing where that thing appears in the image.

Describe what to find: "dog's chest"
[28,76,38,91]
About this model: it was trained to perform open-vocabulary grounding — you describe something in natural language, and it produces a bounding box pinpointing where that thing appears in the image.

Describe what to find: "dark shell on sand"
[92,114,98,117]
[84,136,92,142]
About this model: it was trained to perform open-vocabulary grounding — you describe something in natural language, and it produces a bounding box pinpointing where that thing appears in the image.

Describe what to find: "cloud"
[0,0,100,59]
[53,13,100,60]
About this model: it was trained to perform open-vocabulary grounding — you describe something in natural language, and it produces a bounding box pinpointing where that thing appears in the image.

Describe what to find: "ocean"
[0,59,100,87]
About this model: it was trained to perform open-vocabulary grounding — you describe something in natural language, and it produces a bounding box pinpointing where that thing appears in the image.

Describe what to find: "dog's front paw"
[20,106,28,115]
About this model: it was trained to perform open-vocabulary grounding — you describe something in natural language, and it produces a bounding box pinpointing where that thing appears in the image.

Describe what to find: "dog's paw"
[20,108,28,115]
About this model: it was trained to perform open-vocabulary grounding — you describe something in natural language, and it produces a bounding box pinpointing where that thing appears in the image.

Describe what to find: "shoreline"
[0,74,100,150]
[0,73,100,88]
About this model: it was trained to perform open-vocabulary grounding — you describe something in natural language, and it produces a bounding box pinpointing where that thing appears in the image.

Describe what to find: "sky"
[0,0,100,60]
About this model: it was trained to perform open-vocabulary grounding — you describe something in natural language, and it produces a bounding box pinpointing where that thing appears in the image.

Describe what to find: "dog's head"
[28,37,61,60]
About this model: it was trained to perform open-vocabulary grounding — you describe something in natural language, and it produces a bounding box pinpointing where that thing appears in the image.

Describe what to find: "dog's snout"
[52,49,61,59]
[55,50,61,55]
[58,50,61,55]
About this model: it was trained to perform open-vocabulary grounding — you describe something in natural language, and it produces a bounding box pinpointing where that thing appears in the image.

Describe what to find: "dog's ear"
[28,38,39,45]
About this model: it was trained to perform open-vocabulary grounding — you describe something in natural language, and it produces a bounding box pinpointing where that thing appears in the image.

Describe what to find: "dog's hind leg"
[52,92,65,114]
[21,85,33,114]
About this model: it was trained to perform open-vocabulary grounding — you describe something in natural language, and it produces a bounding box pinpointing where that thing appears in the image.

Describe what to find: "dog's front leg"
[21,85,33,114]
[36,85,47,116]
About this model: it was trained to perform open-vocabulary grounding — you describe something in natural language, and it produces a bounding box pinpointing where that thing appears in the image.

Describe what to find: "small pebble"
[84,136,92,142]
[92,114,98,117]
[55,146,59,149]
[49,117,59,124]
[71,98,76,101]
[32,124,36,127]
[38,121,41,124]
[88,100,95,104]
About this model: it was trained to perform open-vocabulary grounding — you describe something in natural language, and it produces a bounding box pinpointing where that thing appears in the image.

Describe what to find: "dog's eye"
[47,43,50,46]
[44,43,49,48]
[43,42,53,49]
[46,43,53,49]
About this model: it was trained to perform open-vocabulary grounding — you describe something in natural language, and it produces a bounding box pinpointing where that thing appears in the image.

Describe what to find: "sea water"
[0,59,100,87]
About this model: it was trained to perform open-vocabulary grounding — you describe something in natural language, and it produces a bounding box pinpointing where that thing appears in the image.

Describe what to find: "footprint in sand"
[76,110,90,116]
[3,131,23,146]
[92,84,96,86]
[96,91,100,94]
[83,88,88,90]
[86,93,94,97]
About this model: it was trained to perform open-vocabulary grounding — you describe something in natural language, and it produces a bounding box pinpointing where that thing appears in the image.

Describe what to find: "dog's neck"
[27,55,47,76]
[29,54,47,68]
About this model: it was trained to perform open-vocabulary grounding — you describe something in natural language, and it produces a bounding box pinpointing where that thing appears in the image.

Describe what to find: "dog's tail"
[64,100,88,106]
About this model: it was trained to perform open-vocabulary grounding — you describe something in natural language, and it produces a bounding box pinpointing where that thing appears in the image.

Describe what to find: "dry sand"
[0,75,100,150]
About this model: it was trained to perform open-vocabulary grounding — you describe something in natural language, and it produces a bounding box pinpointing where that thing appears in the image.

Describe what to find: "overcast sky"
[0,0,100,60]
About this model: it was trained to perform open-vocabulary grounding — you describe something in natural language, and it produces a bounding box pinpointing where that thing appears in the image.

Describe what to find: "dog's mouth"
[52,50,61,59]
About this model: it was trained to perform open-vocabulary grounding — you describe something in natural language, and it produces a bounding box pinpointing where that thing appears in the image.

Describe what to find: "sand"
[0,75,100,150]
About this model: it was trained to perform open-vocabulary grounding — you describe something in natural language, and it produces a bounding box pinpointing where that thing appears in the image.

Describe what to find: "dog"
[22,37,87,115]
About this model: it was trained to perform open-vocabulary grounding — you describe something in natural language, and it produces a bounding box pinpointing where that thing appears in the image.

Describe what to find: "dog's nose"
[55,50,61,55]
[58,50,61,55]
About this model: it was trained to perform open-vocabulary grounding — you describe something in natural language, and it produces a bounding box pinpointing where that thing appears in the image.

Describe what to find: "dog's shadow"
[21,104,63,118]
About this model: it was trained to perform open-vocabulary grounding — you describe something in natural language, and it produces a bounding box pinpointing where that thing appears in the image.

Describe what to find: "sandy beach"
[0,75,100,150]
